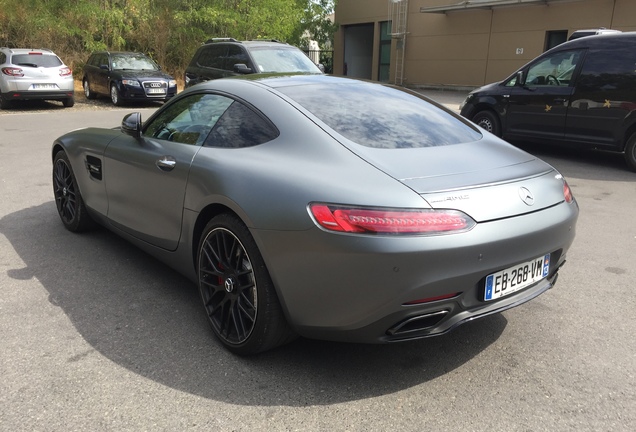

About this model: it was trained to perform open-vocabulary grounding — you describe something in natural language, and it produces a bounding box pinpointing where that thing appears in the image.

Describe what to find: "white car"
[0,47,74,109]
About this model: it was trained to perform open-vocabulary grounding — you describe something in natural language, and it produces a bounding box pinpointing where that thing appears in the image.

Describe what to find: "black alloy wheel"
[52,151,94,232]
[473,110,501,137]
[197,214,295,355]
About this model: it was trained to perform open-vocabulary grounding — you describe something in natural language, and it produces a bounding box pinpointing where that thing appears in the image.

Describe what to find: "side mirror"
[121,112,142,138]
[233,63,253,74]
[515,70,526,86]
[318,63,325,73]
[99,64,109,70]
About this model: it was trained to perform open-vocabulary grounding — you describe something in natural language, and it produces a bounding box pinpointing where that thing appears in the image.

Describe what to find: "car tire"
[472,110,501,137]
[63,97,75,108]
[197,214,296,355]
[110,84,123,106]
[83,79,96,99]
[52,150,96,232]
[0,95,12,110]
[625,132,636,172]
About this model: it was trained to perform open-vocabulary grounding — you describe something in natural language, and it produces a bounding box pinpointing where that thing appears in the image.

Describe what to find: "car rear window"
[278,82,482,148]
[12,54,62,68]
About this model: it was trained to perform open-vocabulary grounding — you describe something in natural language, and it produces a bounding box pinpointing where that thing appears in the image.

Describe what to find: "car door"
[93,53,110,95]
[503,49,584,141]
[565,45,636,149]
[103,93,234,250]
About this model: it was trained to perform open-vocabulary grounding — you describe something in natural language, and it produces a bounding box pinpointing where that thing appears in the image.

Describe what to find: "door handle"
[156,156,176,171]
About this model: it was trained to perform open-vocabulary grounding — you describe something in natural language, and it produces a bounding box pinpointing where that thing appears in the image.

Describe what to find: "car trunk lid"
[347,138,564,222]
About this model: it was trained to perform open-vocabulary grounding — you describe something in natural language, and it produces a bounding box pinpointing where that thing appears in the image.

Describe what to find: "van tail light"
[59,67,72,77]
[2,67,24,77]
[309,203,476,235]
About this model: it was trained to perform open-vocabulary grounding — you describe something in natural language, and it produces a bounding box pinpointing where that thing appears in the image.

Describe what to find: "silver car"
[52,75,578,355]
[1,47,74,109]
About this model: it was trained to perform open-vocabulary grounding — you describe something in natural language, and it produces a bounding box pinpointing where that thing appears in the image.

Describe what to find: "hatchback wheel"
[52,151,95,232]
[197,214,295,355]
[0,95,12,109]
[63,97,75,108]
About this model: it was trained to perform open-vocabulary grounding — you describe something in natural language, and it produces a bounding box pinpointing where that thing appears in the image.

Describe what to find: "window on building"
[545,30,568,51]
[379,21,392,82]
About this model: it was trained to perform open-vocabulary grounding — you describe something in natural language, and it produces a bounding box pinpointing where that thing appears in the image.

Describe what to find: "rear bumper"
[2,90,74,101]
[254,200,578,344]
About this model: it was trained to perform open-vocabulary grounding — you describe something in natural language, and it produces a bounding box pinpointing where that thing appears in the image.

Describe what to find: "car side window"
[98,54,109,68]
[225,46,251,71]
[197,45,227,70]
[524,49,584,87]
[144,94,234,145]
[204,101,279,148]
[0,53,6,64]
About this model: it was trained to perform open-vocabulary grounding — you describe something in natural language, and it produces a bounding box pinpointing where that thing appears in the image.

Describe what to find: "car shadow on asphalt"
[2,202,507,406]
[512,141,636,182]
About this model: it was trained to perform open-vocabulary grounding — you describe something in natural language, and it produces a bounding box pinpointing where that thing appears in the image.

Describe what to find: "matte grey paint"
[52,75,578,344]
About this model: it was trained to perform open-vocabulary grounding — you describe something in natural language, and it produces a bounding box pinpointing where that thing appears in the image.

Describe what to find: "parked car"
[52,74,578,355]
[184,38,323,88]
[0,47,74,109]
[82,51,177,106]
[460,32,636,171]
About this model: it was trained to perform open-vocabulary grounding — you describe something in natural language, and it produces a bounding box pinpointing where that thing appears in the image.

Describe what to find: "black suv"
[184,39,322,88]
[83,51,177,105]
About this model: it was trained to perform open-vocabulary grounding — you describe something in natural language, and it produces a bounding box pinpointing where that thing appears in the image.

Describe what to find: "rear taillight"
[59,67,72,77]
[557,175,574,203]
[2,67,23,77]
[309,204,476,235]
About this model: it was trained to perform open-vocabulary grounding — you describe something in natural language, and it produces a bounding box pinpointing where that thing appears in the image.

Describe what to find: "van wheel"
[473,110,501,137]
[625,132,636,172]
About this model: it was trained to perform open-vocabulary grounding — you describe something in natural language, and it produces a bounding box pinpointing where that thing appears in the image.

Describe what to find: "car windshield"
[111,54,158,71]
[12,54,62,68]
[250,47,321,73]
[279,82,482,148]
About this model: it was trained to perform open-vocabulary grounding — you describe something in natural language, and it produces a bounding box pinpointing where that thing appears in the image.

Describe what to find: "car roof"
[1,47,57,55]
[203,39,295,49]
[91,51,147,55]
[557,30,636,49]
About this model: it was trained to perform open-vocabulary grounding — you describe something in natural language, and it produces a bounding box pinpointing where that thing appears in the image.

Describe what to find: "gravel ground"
[0,92,165,115]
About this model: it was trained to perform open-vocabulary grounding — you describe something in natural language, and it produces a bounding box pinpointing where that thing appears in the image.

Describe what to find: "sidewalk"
[411,88,471,113]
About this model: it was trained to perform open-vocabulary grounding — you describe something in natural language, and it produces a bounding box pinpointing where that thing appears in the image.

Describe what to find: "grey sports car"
[52,74,579,355]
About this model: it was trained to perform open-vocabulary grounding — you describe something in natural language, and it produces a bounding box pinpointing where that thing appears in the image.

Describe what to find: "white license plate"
[484,254,550,301]
[147,88,166,94]
[32,84,58,90]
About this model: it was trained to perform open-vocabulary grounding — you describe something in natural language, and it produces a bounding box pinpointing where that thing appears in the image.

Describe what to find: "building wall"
[334,0,636,88]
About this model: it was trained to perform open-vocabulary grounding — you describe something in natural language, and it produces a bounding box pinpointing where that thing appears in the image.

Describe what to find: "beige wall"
[335,0,636,88]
